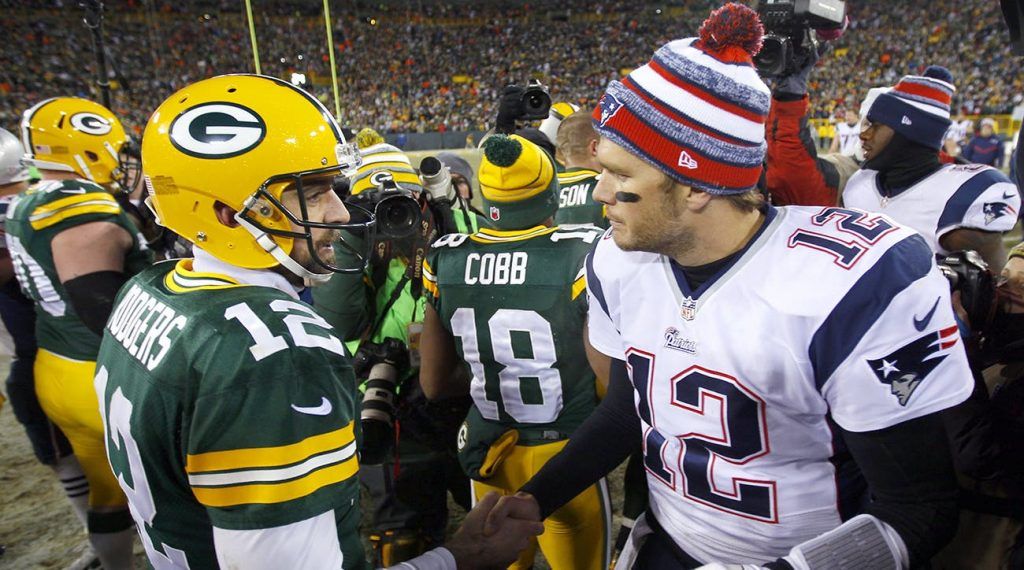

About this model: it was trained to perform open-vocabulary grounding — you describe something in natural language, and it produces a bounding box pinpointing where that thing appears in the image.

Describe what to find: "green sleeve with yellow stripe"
[5,179,152,359]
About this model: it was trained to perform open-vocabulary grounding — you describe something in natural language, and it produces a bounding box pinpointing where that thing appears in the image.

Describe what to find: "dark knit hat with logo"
[478,134,558,229]
[591,3,770,195]
[867,69,955,151]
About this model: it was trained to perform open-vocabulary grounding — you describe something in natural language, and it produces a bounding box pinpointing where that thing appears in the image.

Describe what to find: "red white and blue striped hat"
[867,68,955,151]
[591,3,769,195]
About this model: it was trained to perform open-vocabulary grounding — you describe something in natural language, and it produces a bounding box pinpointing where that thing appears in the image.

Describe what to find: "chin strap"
[234,208,332,285]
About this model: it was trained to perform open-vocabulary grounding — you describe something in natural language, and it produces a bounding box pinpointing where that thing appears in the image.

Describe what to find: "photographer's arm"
[765,47,850,207]
[419,303,470,400]
[312,233,373,341]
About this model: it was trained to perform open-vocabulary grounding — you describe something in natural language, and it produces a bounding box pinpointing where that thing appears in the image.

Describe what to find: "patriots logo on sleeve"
[868,325,959,406]
[983,202,1016,224]
[599,94,624,127]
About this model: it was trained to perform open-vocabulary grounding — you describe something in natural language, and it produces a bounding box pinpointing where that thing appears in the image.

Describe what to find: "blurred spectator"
[829,108,861,157]
[963,118,1006,168]
[944,110,975,157]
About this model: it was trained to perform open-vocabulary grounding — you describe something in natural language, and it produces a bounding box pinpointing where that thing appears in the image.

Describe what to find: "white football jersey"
[586,206,973,564]
[843,163,1020,256]
[944,119,973,144]
[835,122,860,156]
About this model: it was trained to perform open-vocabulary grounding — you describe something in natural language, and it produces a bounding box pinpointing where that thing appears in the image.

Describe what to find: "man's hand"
[483,492,541,536]
[999,254,1024,313]
[773,45,819,97]
[447,492,543,569]
[495,85,524,135]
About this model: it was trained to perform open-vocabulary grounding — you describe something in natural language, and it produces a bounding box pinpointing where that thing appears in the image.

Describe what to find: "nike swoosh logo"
[1003,191,1016,199]
[291,397,333,416]
[60,187,88,195]
[913,298,941,332]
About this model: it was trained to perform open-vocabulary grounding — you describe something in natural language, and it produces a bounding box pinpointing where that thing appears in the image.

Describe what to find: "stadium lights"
[291,73,307,87]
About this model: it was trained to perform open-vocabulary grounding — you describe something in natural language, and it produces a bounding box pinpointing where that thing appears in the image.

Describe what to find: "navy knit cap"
[867,72,955,151]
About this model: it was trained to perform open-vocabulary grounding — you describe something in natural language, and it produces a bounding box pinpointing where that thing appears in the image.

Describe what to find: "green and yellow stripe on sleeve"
[186,422,358,508]
[422,258,439,299]
[572,265,587,301]
[29,192,121,230]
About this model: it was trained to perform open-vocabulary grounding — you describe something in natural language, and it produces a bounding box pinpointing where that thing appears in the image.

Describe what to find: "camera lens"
[754,35,789,77]
[375,194,421,239]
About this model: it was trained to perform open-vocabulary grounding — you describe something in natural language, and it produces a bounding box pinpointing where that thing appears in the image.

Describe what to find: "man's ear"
[588,138,599,157]
[214,201,240,228]
[683,184,712,211]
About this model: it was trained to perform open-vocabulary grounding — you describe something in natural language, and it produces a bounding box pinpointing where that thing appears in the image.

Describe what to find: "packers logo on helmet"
[69,112,112,135]
[169,102,266,159]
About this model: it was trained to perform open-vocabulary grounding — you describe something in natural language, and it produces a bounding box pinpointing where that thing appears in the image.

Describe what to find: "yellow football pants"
[471,439,612,570]
[34,349,126,508]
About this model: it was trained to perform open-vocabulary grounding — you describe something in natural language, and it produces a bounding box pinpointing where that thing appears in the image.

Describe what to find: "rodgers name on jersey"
[587,206,973,563]
[6,179,151,359]
[424,224,602,441]
[95,259,363,569]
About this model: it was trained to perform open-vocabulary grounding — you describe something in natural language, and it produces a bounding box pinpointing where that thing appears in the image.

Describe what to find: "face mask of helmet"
[235,168,377,277]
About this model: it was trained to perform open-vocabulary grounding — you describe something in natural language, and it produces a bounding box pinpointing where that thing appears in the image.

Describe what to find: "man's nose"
[325,191,351,224]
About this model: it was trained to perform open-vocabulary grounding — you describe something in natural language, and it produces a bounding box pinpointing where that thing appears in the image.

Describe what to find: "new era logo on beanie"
[591,3,770,196]
[867,70,955,151]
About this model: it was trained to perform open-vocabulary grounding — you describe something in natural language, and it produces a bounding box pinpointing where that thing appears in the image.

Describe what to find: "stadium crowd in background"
[1,0,1021,137]
[1,0,1024,568]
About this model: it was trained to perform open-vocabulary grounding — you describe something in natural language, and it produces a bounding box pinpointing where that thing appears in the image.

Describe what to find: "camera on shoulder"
[754,0,846,77]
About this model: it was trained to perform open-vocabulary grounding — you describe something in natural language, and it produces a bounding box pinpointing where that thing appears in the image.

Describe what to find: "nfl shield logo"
[680,296,697,321]
[489,206,501,221]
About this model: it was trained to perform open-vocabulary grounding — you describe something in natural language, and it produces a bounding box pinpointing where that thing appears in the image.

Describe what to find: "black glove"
[773,45,819,97]
[495,85,524,134]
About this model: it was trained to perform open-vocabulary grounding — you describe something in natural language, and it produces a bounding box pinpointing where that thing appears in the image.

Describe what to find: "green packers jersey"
[423,224,601,441]
[554,168,607,228]
[5,179,152,360]
[95,259,364,569]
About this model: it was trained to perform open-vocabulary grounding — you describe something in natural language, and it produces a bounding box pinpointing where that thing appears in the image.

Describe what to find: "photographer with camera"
[313,134,479,566]
[758,0,864,207]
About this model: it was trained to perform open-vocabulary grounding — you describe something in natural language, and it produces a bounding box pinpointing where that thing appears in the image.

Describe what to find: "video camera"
[753,0,846,78]
[345,171,422,240]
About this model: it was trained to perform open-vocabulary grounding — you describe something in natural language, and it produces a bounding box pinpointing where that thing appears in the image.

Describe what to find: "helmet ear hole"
[85,150,99,162]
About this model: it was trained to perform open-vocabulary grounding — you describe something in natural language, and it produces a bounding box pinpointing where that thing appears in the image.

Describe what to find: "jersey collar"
[191,248,301,300]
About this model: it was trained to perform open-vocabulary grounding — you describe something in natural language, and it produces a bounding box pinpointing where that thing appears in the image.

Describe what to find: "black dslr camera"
[345,172,422,240]
[754,0,846,77]
[354,337,410,465]
[509,79,552,122]
[939,250,996,331]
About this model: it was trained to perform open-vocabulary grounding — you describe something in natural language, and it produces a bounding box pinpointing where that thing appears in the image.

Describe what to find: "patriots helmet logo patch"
[868,325,958,406]
[599,94,624,127]
[983,202,1016,224]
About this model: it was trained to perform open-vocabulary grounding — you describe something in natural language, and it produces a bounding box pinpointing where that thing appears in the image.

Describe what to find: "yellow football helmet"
[20,97,138,190]
[141,74,373,280]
